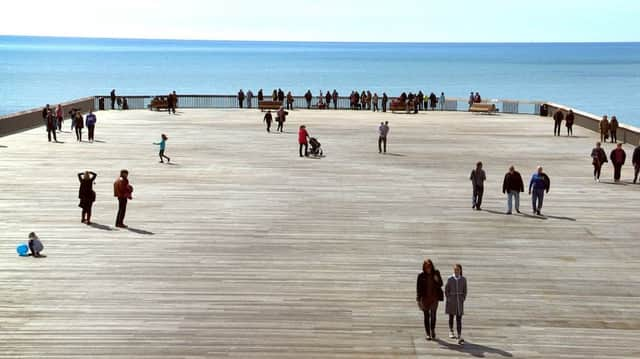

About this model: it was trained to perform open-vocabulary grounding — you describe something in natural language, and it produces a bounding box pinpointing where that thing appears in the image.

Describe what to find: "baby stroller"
[309,137,323,157]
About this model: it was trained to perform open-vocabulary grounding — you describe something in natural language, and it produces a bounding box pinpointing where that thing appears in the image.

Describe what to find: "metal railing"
[94,94,545,115]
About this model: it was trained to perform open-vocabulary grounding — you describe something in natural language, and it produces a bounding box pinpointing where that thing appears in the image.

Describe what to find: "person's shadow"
[127,227,154,235]
[436,339,513,358]
[0,145,7,148]
[89,222,114,231]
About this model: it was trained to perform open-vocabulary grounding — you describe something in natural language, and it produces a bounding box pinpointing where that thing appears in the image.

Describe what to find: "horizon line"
[1,34,639,45]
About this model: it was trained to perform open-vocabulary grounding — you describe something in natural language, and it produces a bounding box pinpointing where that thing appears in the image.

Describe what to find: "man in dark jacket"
[502,165,525,214]
[237,89,245,109]
[470,161,486,211]
[553,110,564,136]
[610,143,626,182]
[332,90,338,109]
[110,89,116,110]
[382,93,388,112]
[633,145,640,184]
[304,90,312,109]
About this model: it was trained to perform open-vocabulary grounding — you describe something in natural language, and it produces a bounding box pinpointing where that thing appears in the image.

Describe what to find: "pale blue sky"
[1,0,638,42]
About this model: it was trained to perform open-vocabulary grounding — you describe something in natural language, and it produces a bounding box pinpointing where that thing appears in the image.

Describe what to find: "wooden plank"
[0,109,639,358]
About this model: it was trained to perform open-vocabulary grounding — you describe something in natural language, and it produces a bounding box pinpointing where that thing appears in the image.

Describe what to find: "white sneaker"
[458,337,465,345]
[449,331,456,339]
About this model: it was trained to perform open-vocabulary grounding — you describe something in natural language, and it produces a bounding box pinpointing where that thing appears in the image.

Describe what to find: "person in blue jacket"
[529,166,551,216]
[154,134,171,163]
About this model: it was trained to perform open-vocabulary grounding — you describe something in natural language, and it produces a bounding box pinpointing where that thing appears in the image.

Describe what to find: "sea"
[1,36,639,126]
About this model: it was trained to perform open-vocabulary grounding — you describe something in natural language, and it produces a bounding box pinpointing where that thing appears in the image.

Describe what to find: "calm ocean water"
[1,36,639,125]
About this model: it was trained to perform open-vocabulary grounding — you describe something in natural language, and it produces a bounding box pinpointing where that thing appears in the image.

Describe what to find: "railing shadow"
[436,339,513,358]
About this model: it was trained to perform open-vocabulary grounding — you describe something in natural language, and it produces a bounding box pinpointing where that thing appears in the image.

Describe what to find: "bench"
[469,103,498,114]
[149,98,169,111]
[390,101,408,113]
[259,101,283,111]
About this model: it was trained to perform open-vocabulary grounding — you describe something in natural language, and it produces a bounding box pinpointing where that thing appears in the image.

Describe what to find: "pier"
[0,107,639,358]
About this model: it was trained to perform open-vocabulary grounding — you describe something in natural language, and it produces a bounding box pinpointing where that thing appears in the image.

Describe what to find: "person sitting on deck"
[27,232,45,258]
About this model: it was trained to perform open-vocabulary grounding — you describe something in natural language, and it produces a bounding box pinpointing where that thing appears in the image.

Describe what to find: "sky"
[1,0,638,42]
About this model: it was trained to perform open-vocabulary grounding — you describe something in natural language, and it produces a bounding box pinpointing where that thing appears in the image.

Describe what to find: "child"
[28,232,45,258]
[154,134,171,163]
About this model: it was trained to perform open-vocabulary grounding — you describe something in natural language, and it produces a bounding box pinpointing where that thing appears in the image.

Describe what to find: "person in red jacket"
[298,125,309,157]
[610,143,626,182]
[113,169,133,228]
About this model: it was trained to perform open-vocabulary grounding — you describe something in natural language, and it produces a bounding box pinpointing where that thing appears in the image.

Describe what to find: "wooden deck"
[0,109,639,358]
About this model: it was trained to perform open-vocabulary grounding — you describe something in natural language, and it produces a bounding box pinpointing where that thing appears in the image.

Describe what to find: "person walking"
[599,115,610,143]
[78,171,97,225]
[610,116,619,143]
[470,162,486,211]
[445,264,467,345]
[154,134,171,163]
[85,110,97,142]
[565,109,575,136]
[55,104,63,131]
[237,89,245,109]
[372,93,379,112]
[553,110,564,136]
[378,121,389,153]
[110,89,116,110]
[298,125,309,157]
[529,166,550,216]
[633,144,640,184]
[263,110,273,132]
[439,92,446,111]
[74,111,84,142]
[246,89,254,109]
[113,170,133,228]
[45,110,58,142]
[382,93,388,113]
[502,165,524,214]
[590,142,608,182]
[416,259,444,341]
[610,143,626,182]
[276,107,287,133]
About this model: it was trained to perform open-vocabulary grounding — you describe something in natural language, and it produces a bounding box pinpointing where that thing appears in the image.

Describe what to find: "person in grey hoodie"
[445,264,467,345]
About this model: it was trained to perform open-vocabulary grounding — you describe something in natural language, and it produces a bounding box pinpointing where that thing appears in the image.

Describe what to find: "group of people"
[470,162,551,216]
[390,91,447,113]
[76,169,134,228]
[552,109,576,136]
[416,260,467,345]
[591,141,640,183]
[42,104,98,142]
[262,107,289,133]
[599,115,621,143]
[467,92,483,107]
[106,89,129,110]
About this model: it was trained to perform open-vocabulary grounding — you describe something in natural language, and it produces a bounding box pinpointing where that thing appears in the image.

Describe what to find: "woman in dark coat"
[590,141,608,182]
[565,109,575,136]
[429,92,438,111]
[74,111,84,142]
[445,264,467,345]
[78,171,97,225]
[416,259,443,340]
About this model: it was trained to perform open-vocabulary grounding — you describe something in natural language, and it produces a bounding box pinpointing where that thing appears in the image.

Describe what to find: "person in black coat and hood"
[416,259,444,341]
[78,171,97,225]
[503,165,525,214]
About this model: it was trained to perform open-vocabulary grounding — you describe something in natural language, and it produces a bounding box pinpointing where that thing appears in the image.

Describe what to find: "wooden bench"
[258,101,282,111]
[469,103,498,114]
[390,101,408,113]
[149,98,169,111]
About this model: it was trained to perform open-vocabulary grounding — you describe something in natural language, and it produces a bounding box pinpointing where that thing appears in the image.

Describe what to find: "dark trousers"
[306,100,311,109]
[423,302,438,337]
[373,104,379,112]
[265,120,271,132]
[378,136,387,153]
[614,164,623,181]
[554,121,562,136]
[75,127,82,141]
[611,130,617,143]
[88,125,95,141]
[333,101,337,109]
[159,149,170,162]
[532,188,545,212]
[449,314,462,336]
[286,103,293,110]
[567,124,573,136]
[111,98,115,110]
[594,163,602,179]
[634,165,640,183]
[28,240,39,256]
[57,117,63,131]
[382,103,387,112]
[82,206,92,222]
[116,198,127,226]
[277,121,283,132]
[238,100,244,109]
[299,143,308,157]
[47,128,57,142]
[472,185,484,209]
